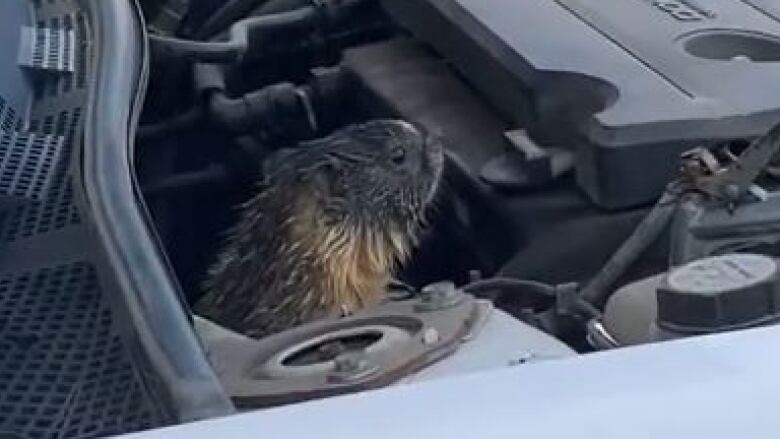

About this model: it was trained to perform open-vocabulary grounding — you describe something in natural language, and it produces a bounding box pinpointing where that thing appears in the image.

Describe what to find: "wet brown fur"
[194,120,441,338]
[287,190,412,314]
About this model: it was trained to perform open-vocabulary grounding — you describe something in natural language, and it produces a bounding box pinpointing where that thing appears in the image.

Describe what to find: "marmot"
[195,119,444,338]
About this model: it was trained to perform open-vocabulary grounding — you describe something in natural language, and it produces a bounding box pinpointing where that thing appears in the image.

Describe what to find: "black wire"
[579,188,680,305]
[575,299,602,320]
[462,277,603,323]
[461,277,555,298]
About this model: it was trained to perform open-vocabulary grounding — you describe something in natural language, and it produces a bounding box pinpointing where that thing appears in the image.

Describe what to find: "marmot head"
[268,119,444,235]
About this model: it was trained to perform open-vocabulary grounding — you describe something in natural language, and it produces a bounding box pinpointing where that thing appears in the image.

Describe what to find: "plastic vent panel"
[0,263,164,439]
[17,25,76,73]
[0,0,172,437]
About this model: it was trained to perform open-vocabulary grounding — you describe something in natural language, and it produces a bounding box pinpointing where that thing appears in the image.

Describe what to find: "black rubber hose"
[208,92,257,132]
[462,277,555,298]
[139,84,313,140]
[256,0,369,26]
[195,0,271,40]
[579,190,679,305]
[462,277,601,319]
[193,63,228,94]
[147,0,191,35]
[255,0,312,15]
[207,82,315,136]
[196,0,368,41]
[140,64,342,143]
[149,6,318,63]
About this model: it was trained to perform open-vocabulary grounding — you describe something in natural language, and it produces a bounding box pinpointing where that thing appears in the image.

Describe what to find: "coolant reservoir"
[604,253,780,346]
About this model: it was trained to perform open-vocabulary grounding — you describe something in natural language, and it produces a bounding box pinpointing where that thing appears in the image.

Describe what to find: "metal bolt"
[723,183,741,201]
[333,352,365,373]
[415,281,464,312]
[421,327,440,345]
[317,340,347,361]
[328,351,379,383]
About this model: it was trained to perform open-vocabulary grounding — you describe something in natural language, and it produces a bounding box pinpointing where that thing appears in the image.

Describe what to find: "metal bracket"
[17,25,76,73]
[681,122,780,204]
[480,129,574,190]
[199,292,487,409]
[664,122,780,264]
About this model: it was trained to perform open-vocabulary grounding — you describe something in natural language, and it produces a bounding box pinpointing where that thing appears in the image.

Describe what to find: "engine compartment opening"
[133,0,780,413]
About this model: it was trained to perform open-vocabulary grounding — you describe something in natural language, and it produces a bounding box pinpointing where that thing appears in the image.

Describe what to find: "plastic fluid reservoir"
[604,254,780,346]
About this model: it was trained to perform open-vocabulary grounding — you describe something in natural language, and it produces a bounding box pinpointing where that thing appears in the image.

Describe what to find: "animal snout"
[423,134,444,173]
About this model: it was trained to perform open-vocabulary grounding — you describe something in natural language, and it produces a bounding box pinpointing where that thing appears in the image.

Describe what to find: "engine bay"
[136,0,780,410]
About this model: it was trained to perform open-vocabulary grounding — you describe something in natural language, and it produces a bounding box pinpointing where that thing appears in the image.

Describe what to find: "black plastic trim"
[79,0,234,422]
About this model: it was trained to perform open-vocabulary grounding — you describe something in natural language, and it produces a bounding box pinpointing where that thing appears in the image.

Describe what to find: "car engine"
[135,0,780,413]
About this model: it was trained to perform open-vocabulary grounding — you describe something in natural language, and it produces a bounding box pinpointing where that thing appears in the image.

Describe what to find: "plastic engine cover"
[382,0,780,208]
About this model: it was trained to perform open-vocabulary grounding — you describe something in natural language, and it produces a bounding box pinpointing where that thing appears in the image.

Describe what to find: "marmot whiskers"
[195,119,443,338]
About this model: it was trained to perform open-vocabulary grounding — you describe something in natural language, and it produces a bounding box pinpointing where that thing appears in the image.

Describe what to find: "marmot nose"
[424,133,444,161]
[422,136,444,190]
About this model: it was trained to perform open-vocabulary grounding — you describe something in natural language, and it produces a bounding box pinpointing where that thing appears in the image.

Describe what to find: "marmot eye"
[390,146,406,165]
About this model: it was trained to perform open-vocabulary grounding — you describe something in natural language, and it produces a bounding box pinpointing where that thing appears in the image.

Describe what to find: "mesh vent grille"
[0,95,65,204]
[0,263,164,438]
[0,98,18,133]
[0,131,63,202]
[0,108,81,242]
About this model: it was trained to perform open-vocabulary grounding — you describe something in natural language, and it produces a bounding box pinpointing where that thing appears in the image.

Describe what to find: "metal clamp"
[680,122,780,204]
[670,121,780,263]
[480,129,574,190]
